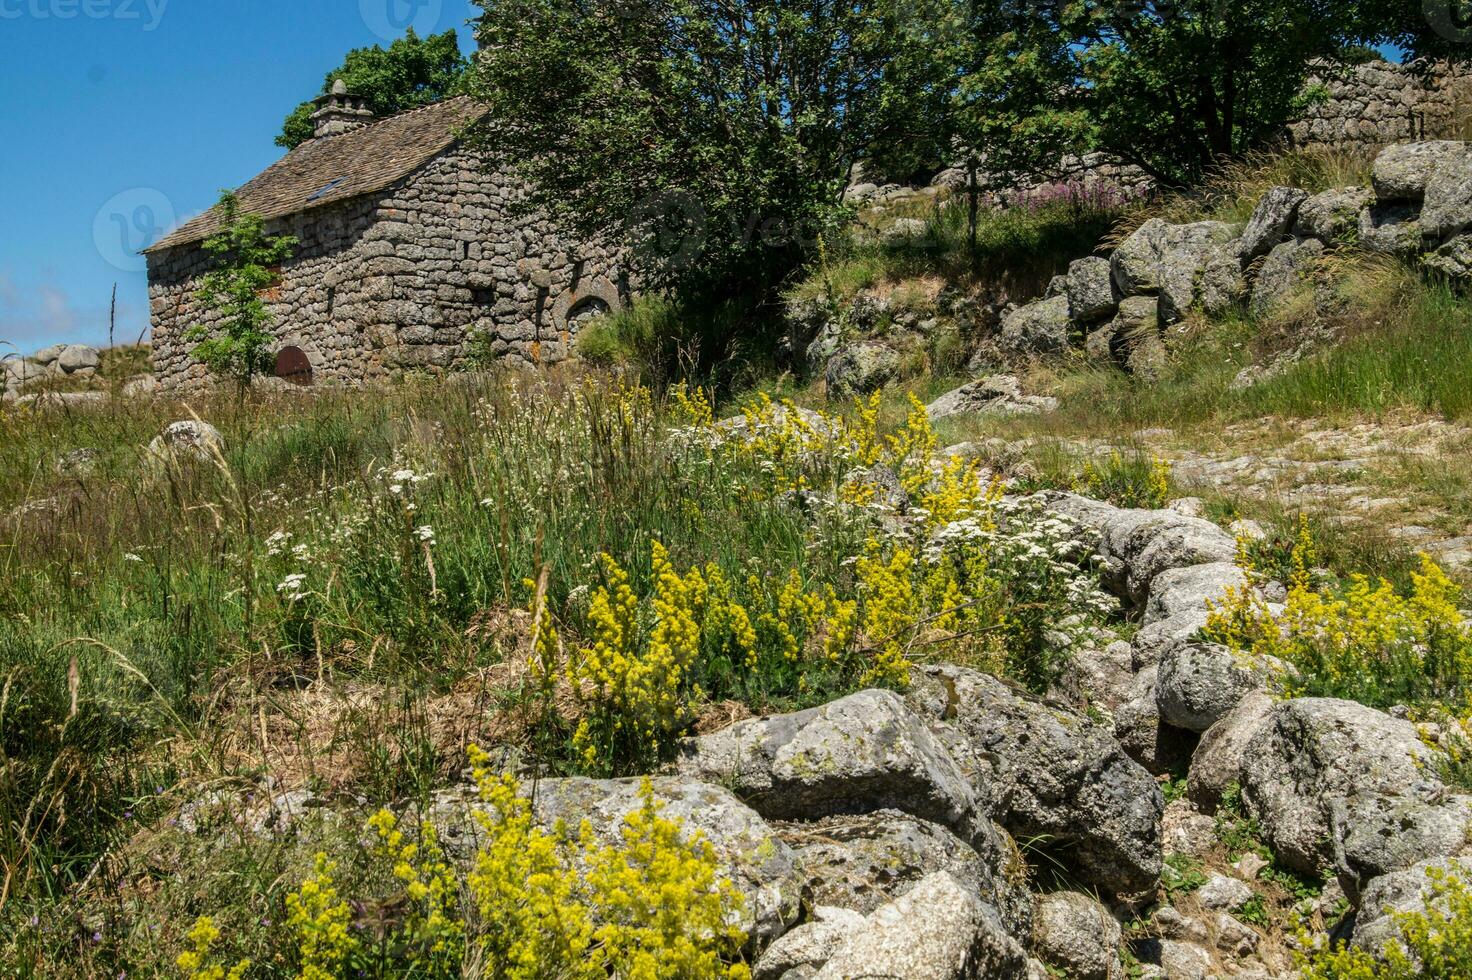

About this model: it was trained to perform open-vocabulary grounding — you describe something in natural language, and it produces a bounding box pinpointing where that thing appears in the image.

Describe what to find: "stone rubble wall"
[1289,59,1472,153]
[148,146,629,392]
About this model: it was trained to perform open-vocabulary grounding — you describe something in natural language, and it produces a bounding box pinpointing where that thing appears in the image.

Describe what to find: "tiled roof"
[146,97,488,253]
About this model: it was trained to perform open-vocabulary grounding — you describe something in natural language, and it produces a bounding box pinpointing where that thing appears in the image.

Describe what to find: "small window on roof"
[307,177,346,202]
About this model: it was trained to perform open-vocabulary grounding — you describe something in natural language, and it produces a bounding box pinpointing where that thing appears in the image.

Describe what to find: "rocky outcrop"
[1239,698,1447,876]
[147,420,225,463]
[1239,186,1309,260]
[926,375,1058,420]
[998,295,1072,357]
[824,341,901,397]
[907,665,1163,896]
[1031,891,1122,980]
[1155,643,1276,734]
[674,689,980,831]
[812,872,1027,980]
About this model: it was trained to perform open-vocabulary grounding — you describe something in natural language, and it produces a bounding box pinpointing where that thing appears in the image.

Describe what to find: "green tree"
[466,0,951,298]
[960,0,1391,189]
[185,192,298,394]
[277,29,469,150]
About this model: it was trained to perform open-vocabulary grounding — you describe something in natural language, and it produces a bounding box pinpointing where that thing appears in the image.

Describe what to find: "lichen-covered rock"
[1156,643,1276,734]
[753,907,866,980]
[1240,698,1443,874]
[777,808,1031,935]
[1421,152,1472,237]
[1358,202,1424,256]
[1199,246,1247,317]
[57,345,101,374]
[1295,186,1374,241]
[926,375,1057,420]
[813,872,1027,980]
[1239,187,1309,260]
[1158,938,1213,980]
[998,296,1072,357]
[1114,665,1198,777]
[1331,793,1472,900]
[824,342,901,398]
[1372,140,1469,201]
[1424,233,1472,280]
[1104,295,1160,363]
[1143,562,1246,628]
[1251,238,1324,318]
[147,420,225,463]
[675,689,980,830]
[1111,219,1237,315]
[907,665,1164,896]
[1098,509,1239,606]
[1197,872,1255,911]
[1065,255,1118,323]
[1032,891,1122,980]
[1351,856,1472,955]
[1187,691,1274,812]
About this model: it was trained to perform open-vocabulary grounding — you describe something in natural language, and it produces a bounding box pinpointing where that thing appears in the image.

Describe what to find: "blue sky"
[0,0,479,355]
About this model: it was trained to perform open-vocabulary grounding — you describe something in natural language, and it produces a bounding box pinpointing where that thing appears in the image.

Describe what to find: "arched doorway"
[566,296,612,332]
[274,345,314,386]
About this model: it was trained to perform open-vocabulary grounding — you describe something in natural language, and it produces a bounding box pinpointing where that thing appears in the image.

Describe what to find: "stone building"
[145,82,629,390]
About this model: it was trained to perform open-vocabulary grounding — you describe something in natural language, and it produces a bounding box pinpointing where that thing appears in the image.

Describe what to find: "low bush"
[1205,521,1472,710]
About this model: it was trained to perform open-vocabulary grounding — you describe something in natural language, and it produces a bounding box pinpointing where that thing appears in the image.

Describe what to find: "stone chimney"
[310,80,374,139]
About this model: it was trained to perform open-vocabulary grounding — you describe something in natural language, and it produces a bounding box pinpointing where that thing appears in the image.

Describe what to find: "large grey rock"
[1158,938,1213,980]
[1197,872,1255,911]
[1144,561,1246,627]
[534,777,800,949]
[2,358,46,387]
[1372,140,1469,201]
[1065,255,1118,323]
[1187,691,1274,812]
[1111,219,1237,317]
[1422,152,1472,237]
[1114,665,1197,777]
[1098,509,1239,606]
[753,906,866,980]
[1105,295,1165,376]
[1358,202,1424,256]
[1295,186,1375,242]
[147,420,225,463]
[1424,233,1472,280]
[1331,793,1472,901]
[908,665,1164,896]
[778,808,1031,935]
[1251,238,1324,318]
[824,342,901,398]
[1352,856,1472,955]
[1199,246,1247,317]
[813,872,1027,980]
[1156,643,1276,734]
[57,345,100,374]
[675,689,979,830]
[998,296,1072,357]
[1032,891,1122,980]
[1240,698,1443,874]
[926,375,1057,421]
[31,344,65,366]
[1239,187,1309,261]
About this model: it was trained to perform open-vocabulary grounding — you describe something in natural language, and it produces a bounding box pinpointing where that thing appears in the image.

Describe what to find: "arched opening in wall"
[274,346,314,386]
[566,297,612,334]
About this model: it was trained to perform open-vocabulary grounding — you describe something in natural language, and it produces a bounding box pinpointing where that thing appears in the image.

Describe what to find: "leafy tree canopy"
[466,0,952,297]
[278,29,469,150]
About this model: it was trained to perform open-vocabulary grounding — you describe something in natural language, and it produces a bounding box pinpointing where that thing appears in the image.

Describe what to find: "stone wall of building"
[148,147,628,391]
[1289,59,1472,153]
